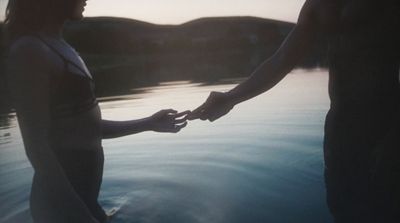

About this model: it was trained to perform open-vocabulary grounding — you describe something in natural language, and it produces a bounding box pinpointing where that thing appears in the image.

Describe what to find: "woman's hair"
[4,0,73,43]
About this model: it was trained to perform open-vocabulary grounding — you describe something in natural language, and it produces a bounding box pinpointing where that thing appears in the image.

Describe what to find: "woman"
[5,0,189,222]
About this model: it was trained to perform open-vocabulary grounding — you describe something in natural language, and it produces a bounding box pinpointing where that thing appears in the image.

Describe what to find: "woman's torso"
[15,34,108,222]
[34,35,103,151]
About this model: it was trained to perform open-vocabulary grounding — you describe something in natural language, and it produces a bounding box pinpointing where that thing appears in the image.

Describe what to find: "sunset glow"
[0,0,305,24]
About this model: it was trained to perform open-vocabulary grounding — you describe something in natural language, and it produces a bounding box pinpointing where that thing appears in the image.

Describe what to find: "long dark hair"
[4,0,72,44]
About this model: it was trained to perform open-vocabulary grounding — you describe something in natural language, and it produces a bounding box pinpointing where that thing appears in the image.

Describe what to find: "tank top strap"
[33,34,92,79]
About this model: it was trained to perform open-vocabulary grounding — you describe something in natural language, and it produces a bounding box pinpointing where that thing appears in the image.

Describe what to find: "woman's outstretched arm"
[7,37,100,223]
[101,110,189,139]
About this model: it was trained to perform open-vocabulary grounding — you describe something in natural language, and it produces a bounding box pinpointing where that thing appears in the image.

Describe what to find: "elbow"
[274,51,298,75]
[262,54,293,81]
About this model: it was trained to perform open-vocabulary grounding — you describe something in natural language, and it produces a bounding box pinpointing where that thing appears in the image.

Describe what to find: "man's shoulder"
[301,0,331,14]
[298,0,340,33]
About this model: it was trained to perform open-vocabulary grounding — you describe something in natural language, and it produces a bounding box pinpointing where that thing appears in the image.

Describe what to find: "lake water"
[0,69,334,223]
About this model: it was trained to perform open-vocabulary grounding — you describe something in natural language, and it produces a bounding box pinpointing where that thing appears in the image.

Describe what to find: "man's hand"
[188,91,234,122]
[148,109,190,133]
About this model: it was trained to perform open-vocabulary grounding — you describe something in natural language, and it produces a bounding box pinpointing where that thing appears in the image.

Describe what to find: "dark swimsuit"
[29,36,107,223]
[35,35,98,118]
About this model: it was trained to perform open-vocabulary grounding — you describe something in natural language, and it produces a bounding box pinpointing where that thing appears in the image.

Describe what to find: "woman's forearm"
[101,118,152,139]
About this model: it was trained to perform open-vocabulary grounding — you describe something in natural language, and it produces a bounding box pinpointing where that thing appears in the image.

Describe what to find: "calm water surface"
[0,69,334,223]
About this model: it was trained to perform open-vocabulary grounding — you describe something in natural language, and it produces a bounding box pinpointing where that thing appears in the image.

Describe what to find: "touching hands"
[149,91,234,133]
[148,109,190,133]
[188,91,235,122]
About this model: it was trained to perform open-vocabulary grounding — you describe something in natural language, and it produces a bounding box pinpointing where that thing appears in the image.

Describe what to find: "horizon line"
[0,15,297,26]
[80,15,296,25]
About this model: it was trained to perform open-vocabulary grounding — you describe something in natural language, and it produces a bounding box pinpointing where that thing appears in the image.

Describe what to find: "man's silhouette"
[189,0,400,222]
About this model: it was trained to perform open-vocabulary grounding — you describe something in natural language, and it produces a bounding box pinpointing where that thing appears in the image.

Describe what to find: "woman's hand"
[147,109,190,133]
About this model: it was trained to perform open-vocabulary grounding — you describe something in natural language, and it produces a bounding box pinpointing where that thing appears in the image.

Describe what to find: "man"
[189,0,400,222]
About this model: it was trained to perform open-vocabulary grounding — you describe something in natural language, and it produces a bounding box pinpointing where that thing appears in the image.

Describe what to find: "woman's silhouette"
[190,0,400,222]
[4,0,188,222]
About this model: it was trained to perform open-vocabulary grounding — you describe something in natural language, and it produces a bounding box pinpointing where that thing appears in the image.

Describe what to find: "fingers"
[208,110,225,122]
[158,93,229,129]
[188,99,215,120]
[162,121,188,133]
[165,110,191,124]
[174,110,191,124]
[152,108,190,133]
[187,103,207,120]
[159,109,190,118]
[153,109,177,119]
[187,92,216,120]
[199,112,210,121]
[161,109,178,115]
[175,121,188,132]
[173,110,191,118]
[174,116,189,124]
[188,91,227,120]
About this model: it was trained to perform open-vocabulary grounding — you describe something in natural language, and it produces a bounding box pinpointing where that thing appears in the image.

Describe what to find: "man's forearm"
[226,56,290,105]
[226,22,316,106]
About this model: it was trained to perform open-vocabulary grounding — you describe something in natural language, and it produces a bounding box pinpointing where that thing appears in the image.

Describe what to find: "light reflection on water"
[0,69,333,223]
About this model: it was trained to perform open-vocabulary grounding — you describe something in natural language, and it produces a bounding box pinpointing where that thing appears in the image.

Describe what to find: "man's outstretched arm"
[189,0,321,121]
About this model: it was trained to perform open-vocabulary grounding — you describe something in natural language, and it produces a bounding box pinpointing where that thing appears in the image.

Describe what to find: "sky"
[0,0,305,24]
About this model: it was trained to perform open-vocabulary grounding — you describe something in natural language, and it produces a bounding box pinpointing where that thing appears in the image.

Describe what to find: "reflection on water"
[0,69,333,223]
[0,113,33,223]
[0,115,13,146]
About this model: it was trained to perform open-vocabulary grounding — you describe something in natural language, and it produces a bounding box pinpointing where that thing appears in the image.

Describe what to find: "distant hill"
[64,16,293,54]
[0,16,327,112]
[61,17,327,94]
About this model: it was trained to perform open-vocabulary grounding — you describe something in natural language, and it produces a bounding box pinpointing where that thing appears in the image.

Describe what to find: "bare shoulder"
[298,0,322,20]
[9,36,49,58]
[8,36,58,69]
[7,36,62,78]
[298,0,339,31]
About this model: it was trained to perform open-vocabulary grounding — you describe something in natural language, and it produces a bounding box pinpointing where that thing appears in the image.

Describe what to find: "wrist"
[143,117,155,131]
[225,90,240,106]
[131,117,154,132]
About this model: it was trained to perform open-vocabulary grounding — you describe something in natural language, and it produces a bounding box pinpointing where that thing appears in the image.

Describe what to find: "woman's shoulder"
[8,36,51,60]
[7,35,62,73]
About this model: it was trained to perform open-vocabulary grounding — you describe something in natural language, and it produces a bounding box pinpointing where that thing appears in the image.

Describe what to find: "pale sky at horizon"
[0,0,305,24]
